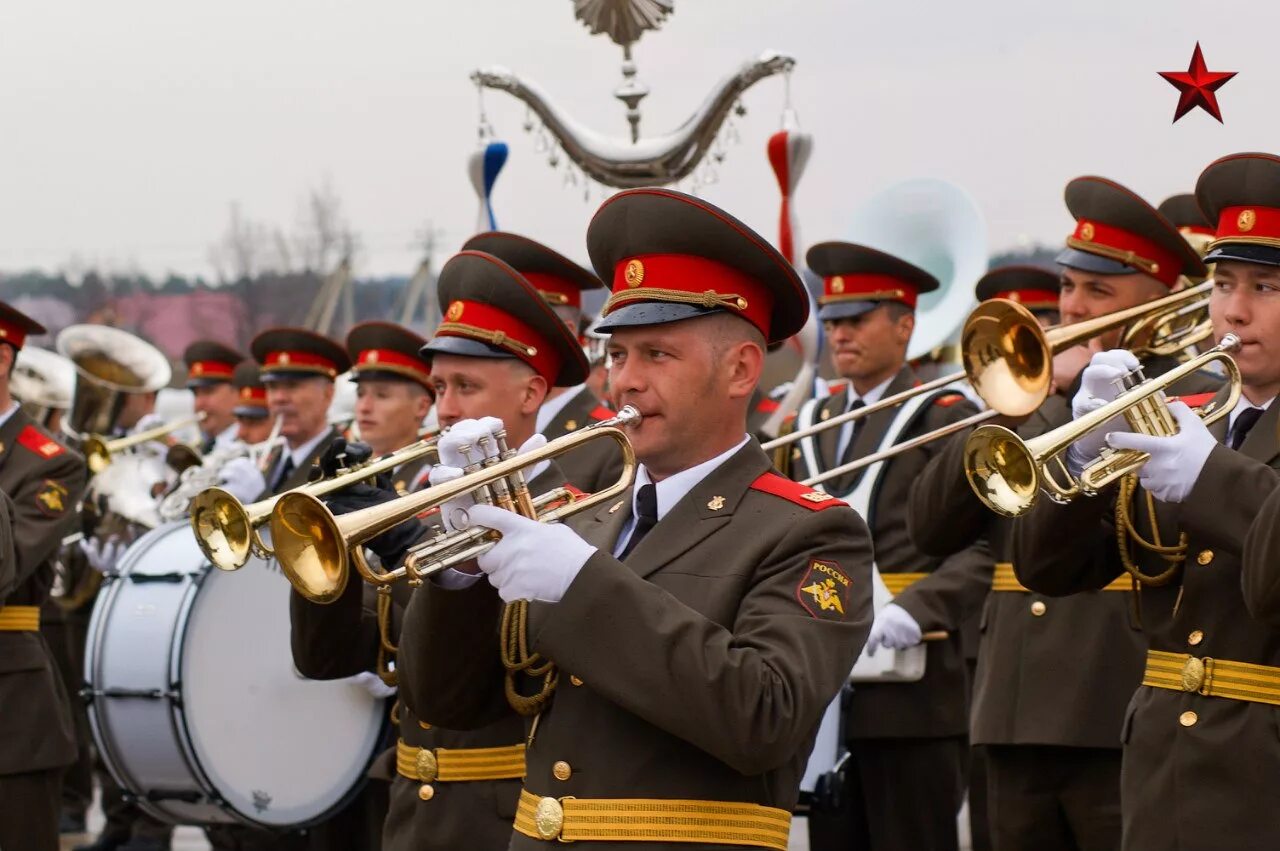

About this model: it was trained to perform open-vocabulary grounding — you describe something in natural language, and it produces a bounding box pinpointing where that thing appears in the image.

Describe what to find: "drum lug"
[88,687,180,701]
[128,572,187,584]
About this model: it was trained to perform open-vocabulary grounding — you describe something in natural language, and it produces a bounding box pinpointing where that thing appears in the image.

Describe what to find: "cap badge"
[367,351,379,363]
[241,388,252,399]
[279,353,291,365]
[447,300,465,322]
[1238,209,1257,233]
[624,259,645,288]
[831,276,845,294]
[193,363,204,375]
[1079,222,1095,242]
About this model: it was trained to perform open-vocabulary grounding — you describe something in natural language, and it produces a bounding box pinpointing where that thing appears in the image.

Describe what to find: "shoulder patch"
[755,397,781,414]
[1170,392,1218,409]
[749,472,848,510]
[796,559,852,619]
[588,405,614,422]
[18,425,65,459]
[35,479,70,516]
[933,392,967,407]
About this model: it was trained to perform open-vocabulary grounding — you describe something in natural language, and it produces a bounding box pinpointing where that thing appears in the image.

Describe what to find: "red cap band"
[187,360,236,381]
[0,318,29,349]
[355,348,432,384]
[522,272,583,309]
[821,273,920,309]
[436,299,562,383]
[991,289,1060,309]
[1067,219,1183,287]
[238,385,267,405]
[604,254,774,338]
[1214,205,1280,247]
[263,350,338,376]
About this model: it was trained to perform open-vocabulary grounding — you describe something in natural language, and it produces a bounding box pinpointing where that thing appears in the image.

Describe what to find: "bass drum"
[85,521,385,828]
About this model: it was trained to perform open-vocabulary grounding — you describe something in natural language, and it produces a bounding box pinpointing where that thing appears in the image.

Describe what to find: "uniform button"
[418,784,435,801]
[570,675,583,687]
[1188,630,1204,646]
[552,761,573,781]
[1030,601,1047,617]
[1179,711,1198,727]
[1197,549,1214,565]
[419,720,432,730]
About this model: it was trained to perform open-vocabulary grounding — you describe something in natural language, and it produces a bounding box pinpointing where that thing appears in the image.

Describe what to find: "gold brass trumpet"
[83,412,207,474]
[763,282,1212,460]
[269,406,640,604]
[963,333,1240,518]
[189,435,439,572]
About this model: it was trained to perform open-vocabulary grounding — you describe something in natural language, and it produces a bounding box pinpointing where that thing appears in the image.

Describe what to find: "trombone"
[964,333,1240,518]
[763,282,1213,487]
[83,412,207,475]
[269,406,640,604]
[189,434,440,572]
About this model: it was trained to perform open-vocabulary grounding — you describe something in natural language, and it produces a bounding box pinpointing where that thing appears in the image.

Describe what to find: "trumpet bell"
[190,488,254,572]
[270,492,348,604]
[963,424,1040,517]
[962,300,1052,418]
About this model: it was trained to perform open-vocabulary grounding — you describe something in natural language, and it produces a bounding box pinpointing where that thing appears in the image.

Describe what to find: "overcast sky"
[1,1,1275,281]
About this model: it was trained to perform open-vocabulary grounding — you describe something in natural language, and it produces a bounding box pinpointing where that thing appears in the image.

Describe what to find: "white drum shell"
[85,522,385,827]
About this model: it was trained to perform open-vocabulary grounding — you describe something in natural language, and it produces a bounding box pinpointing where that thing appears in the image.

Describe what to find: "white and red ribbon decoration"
[766,128,813,264]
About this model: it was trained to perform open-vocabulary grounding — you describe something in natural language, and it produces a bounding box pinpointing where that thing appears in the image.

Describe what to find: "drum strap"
[514,789,791,849]
[0,605,39,631]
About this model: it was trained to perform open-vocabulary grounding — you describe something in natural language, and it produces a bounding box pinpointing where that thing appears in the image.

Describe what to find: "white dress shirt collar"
[536,385,587,433]
[844,374,896,411]
[1228,395,1275,434]
[0,401,20,432]
[275,428,331,480]
[630,435,751,525]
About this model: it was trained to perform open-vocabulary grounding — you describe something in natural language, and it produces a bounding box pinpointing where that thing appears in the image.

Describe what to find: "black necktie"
[201,435,216,455]
[619,484,657,560]
[273,456,296,492]
[1229,407,1264,451]
[837,400,867,468]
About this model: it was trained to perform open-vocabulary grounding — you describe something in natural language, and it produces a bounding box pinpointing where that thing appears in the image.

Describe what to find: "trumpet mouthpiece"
[615,405,642,428]
[1220,333,1242,351]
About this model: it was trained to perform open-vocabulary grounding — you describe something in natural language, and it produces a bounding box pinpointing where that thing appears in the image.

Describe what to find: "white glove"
[216,457,267,504]
[1067,349,1141,474]
[466,504,597,603]
[79,536,124,574]
[1106,401,1216,503]
[430,428,548,533]
[348,670,397,699]
[865,603,923,655]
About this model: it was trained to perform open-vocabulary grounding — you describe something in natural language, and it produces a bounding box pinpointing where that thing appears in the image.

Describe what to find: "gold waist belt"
[880,572,928,595]
[992,563,1132,593]
[0,606,40,631]
[514,788,792,849]
[1144,650,1280,706]
[395,739,526,783]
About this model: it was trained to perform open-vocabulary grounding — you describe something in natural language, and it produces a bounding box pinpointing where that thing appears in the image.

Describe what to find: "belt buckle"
[534,796,576,843]
[1180,656,1215,695]
[415,749,438,783]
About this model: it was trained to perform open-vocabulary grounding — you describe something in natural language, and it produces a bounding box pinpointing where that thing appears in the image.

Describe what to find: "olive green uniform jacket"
[1011,381,1280,849]
[0,409,87,776]
[399,441,874,850]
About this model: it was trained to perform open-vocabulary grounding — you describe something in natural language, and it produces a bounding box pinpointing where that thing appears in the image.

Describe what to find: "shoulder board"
[933,392,967,407]
[755,397,781,415]
[1170,392,1217,408]
[749,472,848,510]
[18,425,65,459]
[589,405,614,422]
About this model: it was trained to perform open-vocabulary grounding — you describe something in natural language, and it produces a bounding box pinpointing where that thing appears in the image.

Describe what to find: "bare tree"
[293,180,352,274]
[209,203,270,283]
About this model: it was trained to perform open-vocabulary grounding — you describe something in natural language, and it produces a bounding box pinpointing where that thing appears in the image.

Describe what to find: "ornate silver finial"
[572,0,673,47]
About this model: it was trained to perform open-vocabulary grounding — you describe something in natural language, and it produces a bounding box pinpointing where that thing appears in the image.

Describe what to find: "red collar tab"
[0,317,29,349]
[17,424,64,458]
[522,272,583,309]
[604,254,775,338]
[589,404,614,421]
[1212,205,1280,249]
[263,350,338,376]
[436,299,562,383]
[821,273,920,309]
[1067,219,1183,287]
[355,348,432,384]
[991,289,1059,309]
[187,360,236,381]
[749,472,848,511]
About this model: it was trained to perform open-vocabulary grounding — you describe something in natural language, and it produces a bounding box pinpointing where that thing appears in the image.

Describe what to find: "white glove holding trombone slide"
[430,418,595,601]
